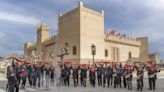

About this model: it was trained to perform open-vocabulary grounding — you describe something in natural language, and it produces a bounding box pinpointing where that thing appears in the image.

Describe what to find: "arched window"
[129,52,132,58]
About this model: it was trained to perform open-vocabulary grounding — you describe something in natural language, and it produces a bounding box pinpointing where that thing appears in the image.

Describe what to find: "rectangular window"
[129,52,132,58]
[73,46,77,55]
[111,47,120,61]
[105,49,108,57]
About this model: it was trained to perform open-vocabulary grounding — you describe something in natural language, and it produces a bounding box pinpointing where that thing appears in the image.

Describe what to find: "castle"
[24,1,148,64]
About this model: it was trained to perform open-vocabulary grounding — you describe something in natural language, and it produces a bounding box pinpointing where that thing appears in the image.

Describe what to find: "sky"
[0,0,164,60]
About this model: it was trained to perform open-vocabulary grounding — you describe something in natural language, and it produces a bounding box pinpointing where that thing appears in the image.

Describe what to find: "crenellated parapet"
[25,41,36,50]
[104,31,141,47]
[37,22,50,33]
[59,1,103,20]
[42,35,56,47]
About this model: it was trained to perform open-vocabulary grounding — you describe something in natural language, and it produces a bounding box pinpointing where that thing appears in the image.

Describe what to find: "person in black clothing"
[72,65,79,87]
[50,66,55,85]
[35,65,42,88]
[125,66,133,90]
[89,70,92,85]
[31,65,37,88]
[16,64,22,86]
[89,66,96,87]
[117,64,123,88]
[64,66,71,86]
[135,64,144,92]
[102,65,109,87]
[113,65,118,88]
[7,66,19,92]
[122,67,127,88]
[61,65,65,86]
[108,65,113,87]
[40,64,45,86]
[45,67,51,88]
[26,65,32,86]
[96,64,103,86]
[147,62,160,90]
[80,65,88,87]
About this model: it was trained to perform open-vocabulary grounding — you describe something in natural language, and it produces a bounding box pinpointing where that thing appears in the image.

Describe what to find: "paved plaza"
[0,78,164,92]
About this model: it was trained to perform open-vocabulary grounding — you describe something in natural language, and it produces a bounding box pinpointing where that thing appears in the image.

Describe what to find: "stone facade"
[24,1,149,64]
[149,53,161,64]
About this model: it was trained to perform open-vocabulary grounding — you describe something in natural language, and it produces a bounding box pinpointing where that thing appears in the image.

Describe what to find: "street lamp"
[64,42,70,55]
[58,43,70,64]
[91,44,96,65]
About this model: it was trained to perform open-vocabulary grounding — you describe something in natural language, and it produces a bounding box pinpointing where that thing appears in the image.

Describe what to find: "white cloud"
[129,29,163,42]
[0,32,5,39]
[145,0,164,9]
[0,11,40,25]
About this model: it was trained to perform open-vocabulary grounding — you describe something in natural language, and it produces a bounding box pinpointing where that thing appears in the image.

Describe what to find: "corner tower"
[58,1,105,64]
[79,1,105,64]
[37,22,50,45]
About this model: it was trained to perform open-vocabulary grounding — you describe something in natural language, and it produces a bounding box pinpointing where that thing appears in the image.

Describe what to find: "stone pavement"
[0,79,164,92]
[1,72,164,92]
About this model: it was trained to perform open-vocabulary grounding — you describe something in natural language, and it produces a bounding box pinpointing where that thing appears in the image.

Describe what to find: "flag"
[110,29,116,35]
[116,33,121,36]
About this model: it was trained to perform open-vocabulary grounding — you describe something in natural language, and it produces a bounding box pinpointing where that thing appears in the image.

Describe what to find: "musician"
[80,64,88,87]
[108,65,113,87]
[72,65,79,87]
[35,64,42,88]
[102,65,109,87]
[31,65,38,88]
[26,65,32,86]
[135,63,144,92]
[122,65,128,88]
[20,65,27,89]
[63,66,71,87]
[7,66,19,92]
[125,65,133,90]
[113,64,118,88]
[61,65,65,86]
[147,61,160,90]
[117,64,123,88]
[96,64,103,86]
[89,66,96,87]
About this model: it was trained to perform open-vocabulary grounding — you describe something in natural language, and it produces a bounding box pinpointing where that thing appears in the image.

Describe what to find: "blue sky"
[0,0,164,60]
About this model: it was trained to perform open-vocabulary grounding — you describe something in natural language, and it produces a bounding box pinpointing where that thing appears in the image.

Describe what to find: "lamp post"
[91,44,96,65]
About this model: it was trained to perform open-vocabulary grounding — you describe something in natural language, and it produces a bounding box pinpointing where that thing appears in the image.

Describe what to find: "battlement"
[37,22,50,33]
[82,7,104,17]
[59,7,79,19]
[105,31,141,47]
[59,1,103,20]
[26,42,36,50]
[42,35,56,47]
[43,35,56,43]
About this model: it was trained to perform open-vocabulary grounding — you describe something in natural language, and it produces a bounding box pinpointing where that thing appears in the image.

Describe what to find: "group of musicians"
[60,61,160,92]
[6,59,160,92]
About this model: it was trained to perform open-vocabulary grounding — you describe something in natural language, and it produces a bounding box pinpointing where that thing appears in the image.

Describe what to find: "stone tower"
[24,41,34,57]
[37,22,50,45]
[36,22,50,55]
[138,37,149,62]
[58,1,105,64]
